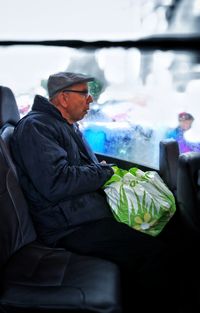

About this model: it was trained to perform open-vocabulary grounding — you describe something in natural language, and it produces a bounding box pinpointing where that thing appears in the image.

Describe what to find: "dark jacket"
[10,95,114,245]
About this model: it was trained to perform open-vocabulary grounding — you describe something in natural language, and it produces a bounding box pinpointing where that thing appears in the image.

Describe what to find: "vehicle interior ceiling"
[1,0,200,312]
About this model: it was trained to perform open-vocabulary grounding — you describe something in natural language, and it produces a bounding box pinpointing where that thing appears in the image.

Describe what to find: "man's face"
[62,83,93,123]
[179,119,193,131]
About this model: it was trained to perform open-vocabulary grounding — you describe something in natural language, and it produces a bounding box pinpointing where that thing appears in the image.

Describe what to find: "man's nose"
[87,94,93,104]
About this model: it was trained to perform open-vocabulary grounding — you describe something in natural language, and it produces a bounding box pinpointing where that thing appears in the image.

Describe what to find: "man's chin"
[82,112,88,118]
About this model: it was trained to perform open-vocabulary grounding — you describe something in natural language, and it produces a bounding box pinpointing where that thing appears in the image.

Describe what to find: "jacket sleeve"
[12,119,114,202]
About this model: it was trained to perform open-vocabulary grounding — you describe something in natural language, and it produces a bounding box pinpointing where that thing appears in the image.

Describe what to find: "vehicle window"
[0,45,200,169]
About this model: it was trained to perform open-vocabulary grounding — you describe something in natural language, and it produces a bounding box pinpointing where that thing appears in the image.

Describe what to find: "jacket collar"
[32,95,66,122]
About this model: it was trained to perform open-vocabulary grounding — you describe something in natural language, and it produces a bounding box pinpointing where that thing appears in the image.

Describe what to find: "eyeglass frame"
[62,89,91,97]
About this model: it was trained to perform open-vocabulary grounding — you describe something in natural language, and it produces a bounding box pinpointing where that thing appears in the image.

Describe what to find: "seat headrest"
[177,152,200,234]
[159,139,179,194]
[0,86,20,128]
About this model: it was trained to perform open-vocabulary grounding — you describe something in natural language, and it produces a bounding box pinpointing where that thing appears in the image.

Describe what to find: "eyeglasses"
[62,89,90,97]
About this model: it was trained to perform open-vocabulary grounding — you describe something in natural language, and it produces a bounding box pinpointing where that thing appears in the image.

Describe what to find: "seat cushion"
[0,242,121,312]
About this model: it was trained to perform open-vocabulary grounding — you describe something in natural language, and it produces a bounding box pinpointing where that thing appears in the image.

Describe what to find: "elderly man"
[10,72,176,313]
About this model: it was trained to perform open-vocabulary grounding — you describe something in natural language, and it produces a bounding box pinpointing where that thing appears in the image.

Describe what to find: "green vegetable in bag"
[103,166,176,236]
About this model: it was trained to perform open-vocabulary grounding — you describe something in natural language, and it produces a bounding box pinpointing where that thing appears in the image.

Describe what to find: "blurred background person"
[165,112,197,153]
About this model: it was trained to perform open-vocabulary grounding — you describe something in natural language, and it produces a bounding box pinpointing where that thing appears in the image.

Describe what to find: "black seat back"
[0,86,20,133]
[159,139,179,196]
[177,152,200,236]
[0,86,36,270]
[0,137,36,270]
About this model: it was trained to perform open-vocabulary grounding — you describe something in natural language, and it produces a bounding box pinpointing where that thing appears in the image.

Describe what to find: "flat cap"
[47,72,94,98]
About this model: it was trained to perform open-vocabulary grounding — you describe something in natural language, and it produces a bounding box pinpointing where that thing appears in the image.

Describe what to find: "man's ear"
[59,92,68,108]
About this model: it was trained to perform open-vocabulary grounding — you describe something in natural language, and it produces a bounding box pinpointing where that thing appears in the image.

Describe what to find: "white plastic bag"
[103,166,176,236]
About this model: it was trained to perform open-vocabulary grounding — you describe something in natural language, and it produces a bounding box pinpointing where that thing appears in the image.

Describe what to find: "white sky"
[0,0,143,40]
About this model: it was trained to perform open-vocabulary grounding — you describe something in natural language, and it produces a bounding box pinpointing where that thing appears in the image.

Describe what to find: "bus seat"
[159,139,179,196]
[0,133,121,312]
